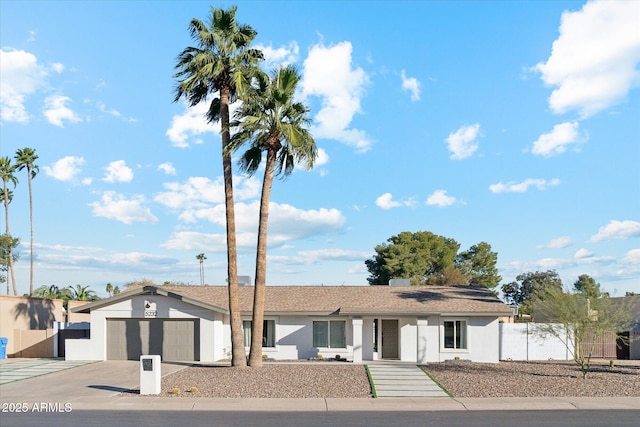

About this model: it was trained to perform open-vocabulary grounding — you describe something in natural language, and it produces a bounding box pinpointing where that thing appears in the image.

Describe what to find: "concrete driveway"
[0,359,188,403]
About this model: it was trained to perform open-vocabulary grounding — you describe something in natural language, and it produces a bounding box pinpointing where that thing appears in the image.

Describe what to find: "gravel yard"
[424,360,640,398]
[154,364,373,398]
[129,360,639,398]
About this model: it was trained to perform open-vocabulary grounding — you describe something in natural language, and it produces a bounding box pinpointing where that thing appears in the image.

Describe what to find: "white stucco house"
[66,284,513,364]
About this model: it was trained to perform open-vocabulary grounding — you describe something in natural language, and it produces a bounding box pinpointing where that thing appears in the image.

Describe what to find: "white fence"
[500,323,573,361]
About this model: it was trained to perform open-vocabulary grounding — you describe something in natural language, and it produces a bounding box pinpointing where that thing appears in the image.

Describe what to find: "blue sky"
[1,0,639,298]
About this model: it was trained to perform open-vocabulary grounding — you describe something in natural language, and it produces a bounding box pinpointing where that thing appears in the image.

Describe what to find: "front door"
[381,319,399,359]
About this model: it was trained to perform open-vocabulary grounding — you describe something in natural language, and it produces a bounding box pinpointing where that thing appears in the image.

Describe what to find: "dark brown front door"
[381,319,399,359]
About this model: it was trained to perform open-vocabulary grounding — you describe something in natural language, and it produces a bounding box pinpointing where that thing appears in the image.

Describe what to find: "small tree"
[106,282,113,297]
[533,287,632,378]
[0,234,19,294]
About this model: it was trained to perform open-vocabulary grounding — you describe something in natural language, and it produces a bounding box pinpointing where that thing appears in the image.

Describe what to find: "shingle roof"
[89,284,512,316]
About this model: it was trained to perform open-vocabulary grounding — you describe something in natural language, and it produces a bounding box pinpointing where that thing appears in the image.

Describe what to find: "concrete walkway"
[0,358,97,385]
[367,362,449,397]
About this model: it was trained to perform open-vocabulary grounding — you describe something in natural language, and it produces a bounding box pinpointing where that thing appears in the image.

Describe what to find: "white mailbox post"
[140,355,161,395]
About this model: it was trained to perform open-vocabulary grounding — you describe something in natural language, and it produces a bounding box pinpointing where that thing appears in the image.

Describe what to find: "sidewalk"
[1,359,639,412]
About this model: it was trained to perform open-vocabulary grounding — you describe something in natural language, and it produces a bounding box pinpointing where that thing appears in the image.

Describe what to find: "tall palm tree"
[15,147,39,295]
[0,157,18,296]
[196,253,207,285]
[105,282,113,297]
[173,5,263,367]
[228,65,317,367]
[67,284,99,302]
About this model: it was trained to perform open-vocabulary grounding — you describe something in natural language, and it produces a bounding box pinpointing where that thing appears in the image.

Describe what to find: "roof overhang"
[71,286,229,314]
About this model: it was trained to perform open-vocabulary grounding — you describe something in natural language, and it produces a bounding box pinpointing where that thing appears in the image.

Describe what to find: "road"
[1,410,638,427]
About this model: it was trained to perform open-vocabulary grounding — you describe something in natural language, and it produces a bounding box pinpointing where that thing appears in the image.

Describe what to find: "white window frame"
[313,320,347,349]
[442,319,468,351]
[242,319,276,348]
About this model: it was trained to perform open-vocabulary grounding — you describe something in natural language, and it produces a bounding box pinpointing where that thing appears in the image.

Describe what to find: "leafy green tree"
[15,147,39,295]
[113,285,121,295]
[501,270,563,315]
[573,274,608,300]
[174,5,262,368]
[426,265,470,286]
[365,231,460,285]
[455,242,501,289]
[228,65,316,367]
[533,287,632,378]
[0,157,18,295]
[105,282,113,297]
[0,234,19,294]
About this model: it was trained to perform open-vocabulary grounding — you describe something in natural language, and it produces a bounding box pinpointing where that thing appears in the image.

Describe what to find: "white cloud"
[534,1,640,117]
[400,69,421,102]
[255,41,299,69]
[623,249,640,264]
[574,248,593,259]
[43,156,85,182]
[161,231,230,252]
[163,202,346,250]
[157,162,176,175]
[531,122,585,157]
[0,48,46,123]
[297,248,371,263]
[590,220,640,242]
[51,63,64,73]
[103,160,133,183]
[445,123,480,160]
[314,148,329,166]
[90,191,158,224]
[43,95,82,127]
[547,236,572,249]
[375,192,415,210]
[166,101,219,148]
[425,190,456,207]
[489,178,560,193]
[155,176,260,210]
[97,102,136,122]
[301,41,372,153]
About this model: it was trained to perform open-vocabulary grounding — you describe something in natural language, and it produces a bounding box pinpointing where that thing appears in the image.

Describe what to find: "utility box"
[140,355,161,395]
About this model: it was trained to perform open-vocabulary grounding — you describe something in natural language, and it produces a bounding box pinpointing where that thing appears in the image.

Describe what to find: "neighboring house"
[66,284,513,364]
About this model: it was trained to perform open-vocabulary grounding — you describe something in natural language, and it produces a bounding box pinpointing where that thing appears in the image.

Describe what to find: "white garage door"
[107,319,199,361]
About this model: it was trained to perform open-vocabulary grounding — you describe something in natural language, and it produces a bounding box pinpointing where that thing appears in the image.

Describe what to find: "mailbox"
[140,355,161,395]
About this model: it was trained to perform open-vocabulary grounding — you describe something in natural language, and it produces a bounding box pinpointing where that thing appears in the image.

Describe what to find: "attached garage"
[106,318,200,361]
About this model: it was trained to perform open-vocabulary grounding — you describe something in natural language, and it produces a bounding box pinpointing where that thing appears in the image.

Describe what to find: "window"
[313,320,346,348]
[243,320,275,347]
[443,320,467,349]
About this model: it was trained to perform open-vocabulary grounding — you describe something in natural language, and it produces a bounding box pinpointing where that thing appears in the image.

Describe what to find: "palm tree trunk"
[221,86,246,367]
[27,168,34,295]
[248,148,277,367]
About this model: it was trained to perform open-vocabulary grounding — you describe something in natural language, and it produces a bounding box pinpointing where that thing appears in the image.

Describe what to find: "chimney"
[238,276,253,287]
[389,279,411,287]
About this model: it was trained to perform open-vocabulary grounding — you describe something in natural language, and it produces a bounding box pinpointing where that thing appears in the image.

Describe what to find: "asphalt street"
[2,409,639,427]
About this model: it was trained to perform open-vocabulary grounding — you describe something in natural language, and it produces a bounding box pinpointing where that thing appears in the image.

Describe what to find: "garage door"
[107,319,199,361]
